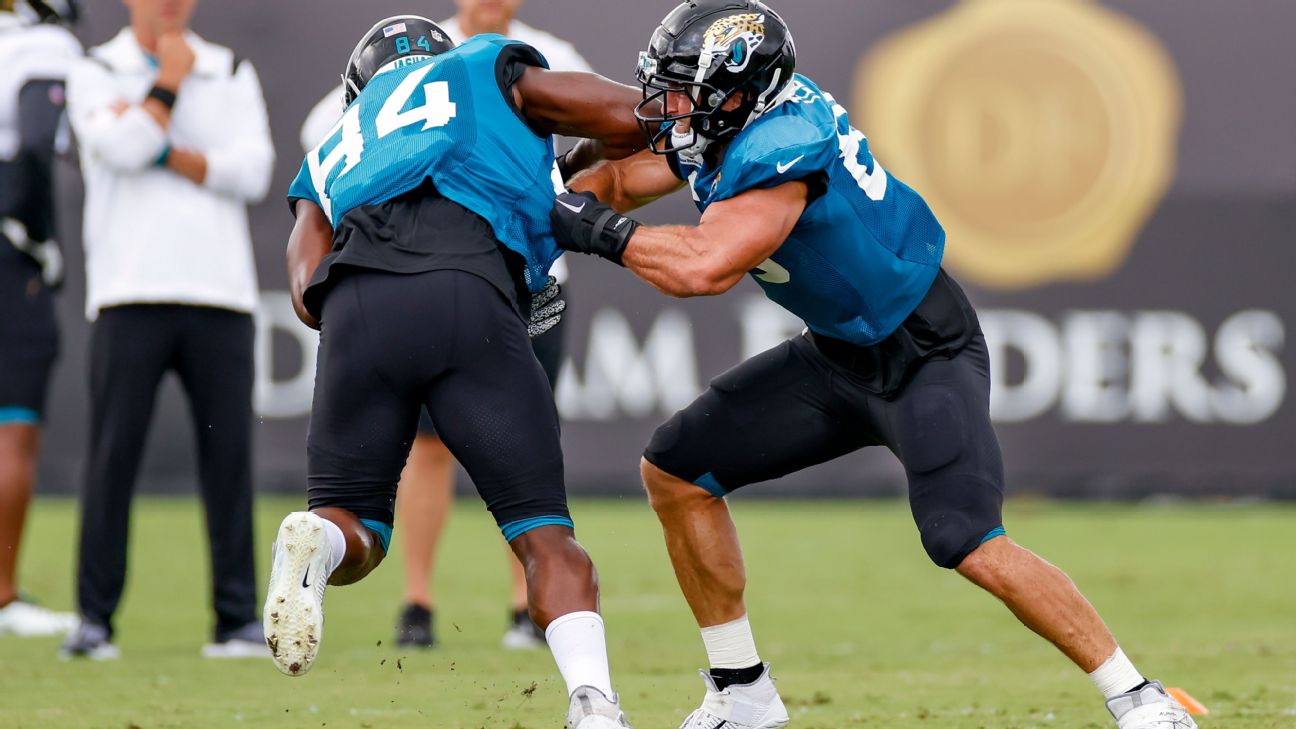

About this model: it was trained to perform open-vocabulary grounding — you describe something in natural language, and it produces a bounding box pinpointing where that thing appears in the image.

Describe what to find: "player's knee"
[514,527,594,579]
[917,512,995,570]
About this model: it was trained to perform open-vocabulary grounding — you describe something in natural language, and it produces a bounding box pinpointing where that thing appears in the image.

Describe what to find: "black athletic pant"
[77,304,257,639]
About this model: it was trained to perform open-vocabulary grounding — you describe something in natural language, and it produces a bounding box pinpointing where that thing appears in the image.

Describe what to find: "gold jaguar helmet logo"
[855,0,1182,290]
[702,12,766,70]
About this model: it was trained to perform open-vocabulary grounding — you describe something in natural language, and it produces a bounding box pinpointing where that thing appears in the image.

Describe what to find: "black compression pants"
[306,268,570,548]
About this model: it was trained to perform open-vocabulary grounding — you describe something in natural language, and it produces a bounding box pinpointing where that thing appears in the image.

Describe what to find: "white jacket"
[67,28,273,318]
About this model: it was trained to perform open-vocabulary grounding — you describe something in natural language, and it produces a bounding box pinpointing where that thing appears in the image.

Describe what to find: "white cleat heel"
[1108,681,1198,729]
[566,686,632,729]
[679,663,789,729]
[263,511,333,677]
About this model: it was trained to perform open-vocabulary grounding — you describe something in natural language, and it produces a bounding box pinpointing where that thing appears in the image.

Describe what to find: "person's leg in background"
[173,306,263,657]
[0,248,75,637]
[392,426,453,648]
[63,306,174,659]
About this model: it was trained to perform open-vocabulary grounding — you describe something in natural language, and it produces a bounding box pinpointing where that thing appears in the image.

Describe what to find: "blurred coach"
[60,0,273,659]
[299,0,593,650]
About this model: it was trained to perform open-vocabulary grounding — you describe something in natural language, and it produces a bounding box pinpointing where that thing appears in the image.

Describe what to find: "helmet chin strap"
[341,74,362,105]
[742,67,792,131]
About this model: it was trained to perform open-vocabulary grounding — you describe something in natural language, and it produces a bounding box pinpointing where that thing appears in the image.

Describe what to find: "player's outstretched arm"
[513,67,653,160]
[551,181,808,298]
[568,149,685,213]
[286,200,333,330]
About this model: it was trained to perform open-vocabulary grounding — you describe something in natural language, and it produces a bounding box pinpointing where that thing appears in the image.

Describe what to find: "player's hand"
[550,191,638,266]
[528,276,566,338]
[155,32,196,89]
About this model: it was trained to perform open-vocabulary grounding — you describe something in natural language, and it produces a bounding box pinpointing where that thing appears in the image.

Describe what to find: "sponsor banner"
[37,1,1295,497]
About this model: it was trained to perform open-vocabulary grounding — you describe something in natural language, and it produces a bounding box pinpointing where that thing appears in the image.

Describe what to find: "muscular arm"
[513,67,652,160]
[568,148,685,213]
[622,181,809,298]
[286,199,333,329]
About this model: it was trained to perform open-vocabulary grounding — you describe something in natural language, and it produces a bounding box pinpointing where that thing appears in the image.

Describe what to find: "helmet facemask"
[634,52,738,156]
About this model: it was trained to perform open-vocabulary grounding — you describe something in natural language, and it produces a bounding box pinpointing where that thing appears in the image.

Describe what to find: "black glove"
[528,275,566,338]
[550,191,639,266]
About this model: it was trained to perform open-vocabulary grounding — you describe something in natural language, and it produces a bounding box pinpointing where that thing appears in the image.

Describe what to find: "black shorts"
[306,267,570,549]
[645,273,1005,569]
[415,296,566,436]
[0,241,58,424]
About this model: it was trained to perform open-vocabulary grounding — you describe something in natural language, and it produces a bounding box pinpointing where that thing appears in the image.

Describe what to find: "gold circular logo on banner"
[855,0,1182,290]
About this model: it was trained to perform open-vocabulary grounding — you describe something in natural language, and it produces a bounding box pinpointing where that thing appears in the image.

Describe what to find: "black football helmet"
[343,15,456,105]
[635,0,796,154]
[24,0,80,25]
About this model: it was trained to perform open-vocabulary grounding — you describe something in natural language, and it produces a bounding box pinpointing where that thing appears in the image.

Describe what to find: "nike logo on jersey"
[557,199,586,214]
[776,155,805,174]
[301,566,311,589]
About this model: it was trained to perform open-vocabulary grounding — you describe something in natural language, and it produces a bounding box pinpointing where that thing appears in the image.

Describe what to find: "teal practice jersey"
[675,75,946,346]
[289,36,562,292]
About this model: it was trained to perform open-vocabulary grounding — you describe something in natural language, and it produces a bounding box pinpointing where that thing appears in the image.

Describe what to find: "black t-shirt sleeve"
[493,42,551,138]
[13,80,66,242]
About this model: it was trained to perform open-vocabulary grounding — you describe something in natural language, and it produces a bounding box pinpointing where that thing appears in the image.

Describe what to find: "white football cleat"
[679,663,789,729]
[263,512,333,677]
[0,599,77,637]
[566,686,632,729]
[1107,681,1198,729]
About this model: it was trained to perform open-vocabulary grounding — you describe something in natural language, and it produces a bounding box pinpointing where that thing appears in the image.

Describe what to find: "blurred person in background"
[299,0,593,652]
[0,0,81,638]
[59,0,274,660]
[555,2,1199,728]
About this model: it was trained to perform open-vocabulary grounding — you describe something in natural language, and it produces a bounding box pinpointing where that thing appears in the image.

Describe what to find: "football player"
[0,0,80,639]
[551,2,1198,728]
[269,15,643,728]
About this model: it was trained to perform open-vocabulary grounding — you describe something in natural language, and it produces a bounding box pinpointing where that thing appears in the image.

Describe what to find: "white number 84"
[309,65,458,219]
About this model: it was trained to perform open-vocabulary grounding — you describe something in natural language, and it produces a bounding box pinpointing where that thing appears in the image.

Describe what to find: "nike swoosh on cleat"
[557,199,586,214]
[776,155,805,174]
[301,566,311,589]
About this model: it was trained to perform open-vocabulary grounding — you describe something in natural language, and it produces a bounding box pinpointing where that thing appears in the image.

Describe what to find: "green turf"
[1,497,1293,728]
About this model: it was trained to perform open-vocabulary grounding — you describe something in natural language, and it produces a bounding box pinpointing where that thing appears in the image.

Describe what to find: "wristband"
[155,143,172,167]
[588,208,639,266]
[147,84,178,110]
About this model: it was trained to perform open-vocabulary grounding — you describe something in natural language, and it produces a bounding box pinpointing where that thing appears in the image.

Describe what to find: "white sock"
[319,517,346,576]
[1089,647,1145,699]
[545,611,614,698]
[700,615,761,669]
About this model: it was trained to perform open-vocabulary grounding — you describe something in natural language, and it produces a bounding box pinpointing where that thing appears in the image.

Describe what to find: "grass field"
[1,497,1293,729]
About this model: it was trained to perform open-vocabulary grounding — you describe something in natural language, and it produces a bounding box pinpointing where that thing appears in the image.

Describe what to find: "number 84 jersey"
[289,36,560,292]
[675,75,946,347]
